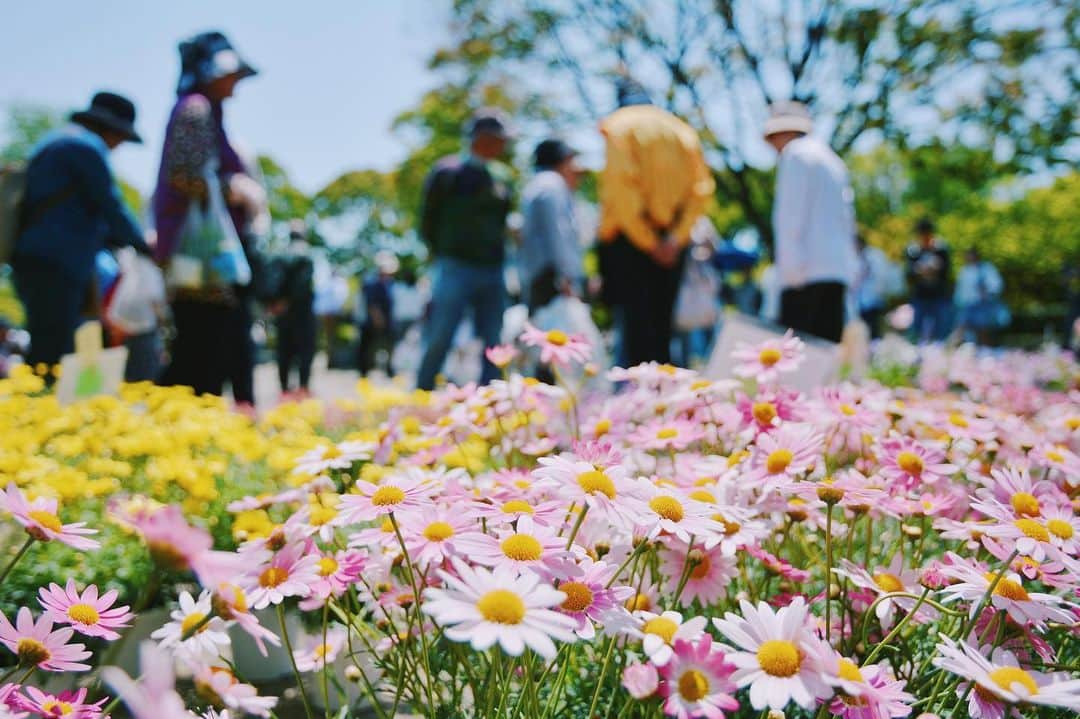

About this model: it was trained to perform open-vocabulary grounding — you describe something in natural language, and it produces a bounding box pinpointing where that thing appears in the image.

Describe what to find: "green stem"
[863,588,930,665]
[0,536,34,586]
[564,505,589,550]
[824,503,835,646]
[389,513,436,712]
[277,603,316,719]
[587,637,618,718]
[321,603,331,719]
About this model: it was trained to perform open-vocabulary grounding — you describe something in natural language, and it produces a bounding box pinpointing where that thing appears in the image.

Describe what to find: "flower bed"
[0,335,1077,719]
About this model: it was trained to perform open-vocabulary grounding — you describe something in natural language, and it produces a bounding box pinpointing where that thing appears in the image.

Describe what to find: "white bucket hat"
[763,101,814,138]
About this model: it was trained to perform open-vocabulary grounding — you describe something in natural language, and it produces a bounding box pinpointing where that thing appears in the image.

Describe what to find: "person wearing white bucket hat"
[764,101,857,343]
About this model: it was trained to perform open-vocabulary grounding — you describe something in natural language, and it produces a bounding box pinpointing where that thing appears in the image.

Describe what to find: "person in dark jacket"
[274,232,316,396]
[415,109,513,391]
[153,31,259,396]
[906,217,952,342]
[358,252,398,376]
[13,91,151,371]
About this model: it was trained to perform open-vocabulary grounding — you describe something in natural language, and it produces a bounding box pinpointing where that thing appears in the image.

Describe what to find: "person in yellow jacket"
[597,80,714,367]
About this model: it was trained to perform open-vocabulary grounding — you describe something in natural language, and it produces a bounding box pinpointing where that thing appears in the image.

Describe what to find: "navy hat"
[533,139,577,169]
[177,31,257,95]
[616,78,652,108]
[70,92,142,143]
[467,108,512,140]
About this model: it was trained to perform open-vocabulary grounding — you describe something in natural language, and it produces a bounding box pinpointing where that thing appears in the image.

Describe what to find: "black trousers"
[276,311,316,391]
[779,281,846,343]
[357,323,393,376]
[12,257,89,371]
[605,236,686,367]
[160,299,234,396]
[227,300,256,404]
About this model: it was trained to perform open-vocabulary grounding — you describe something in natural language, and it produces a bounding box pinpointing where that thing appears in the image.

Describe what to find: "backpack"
[0,163,28,265]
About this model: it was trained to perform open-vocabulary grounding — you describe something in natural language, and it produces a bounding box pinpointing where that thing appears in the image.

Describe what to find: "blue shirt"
[520,170,582,293]
[15,124,147,282]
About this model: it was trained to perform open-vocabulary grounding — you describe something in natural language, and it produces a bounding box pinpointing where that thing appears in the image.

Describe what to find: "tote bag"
[167,163,251,290]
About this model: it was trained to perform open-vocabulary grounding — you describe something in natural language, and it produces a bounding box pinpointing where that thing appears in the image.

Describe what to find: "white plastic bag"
[107,249,166,334]
[674,260,720,331]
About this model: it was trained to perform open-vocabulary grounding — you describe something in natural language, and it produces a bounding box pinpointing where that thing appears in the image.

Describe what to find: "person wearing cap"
[596,79,715,367]
[12,91,151,371]
[764,101,857,343]
[520,138,583,311]
[153,30,259,396]
[415,108,514,390]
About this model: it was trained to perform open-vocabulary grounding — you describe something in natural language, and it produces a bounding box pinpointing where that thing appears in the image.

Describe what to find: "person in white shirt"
[765,102,857,342]
[954,247,1005,345]
[854,234,902,339]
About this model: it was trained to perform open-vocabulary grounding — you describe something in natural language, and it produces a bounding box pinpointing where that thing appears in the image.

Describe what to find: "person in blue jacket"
[12,91,150,371]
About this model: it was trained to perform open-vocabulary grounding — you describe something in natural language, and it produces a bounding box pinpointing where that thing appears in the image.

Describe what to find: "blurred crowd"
[2,29,1076,401]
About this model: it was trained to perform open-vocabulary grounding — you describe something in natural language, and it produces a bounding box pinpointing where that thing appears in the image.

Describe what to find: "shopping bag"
[674,260,720,331]
[107,249,166,334]
[166,163,251,290]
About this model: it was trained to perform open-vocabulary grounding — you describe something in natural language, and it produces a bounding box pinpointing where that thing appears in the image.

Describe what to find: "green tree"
[430,0,1079,250]
[0,105,61,163]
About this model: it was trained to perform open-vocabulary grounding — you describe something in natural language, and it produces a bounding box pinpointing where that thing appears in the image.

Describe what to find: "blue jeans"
[417,258,505,390]
[911,298,952,342]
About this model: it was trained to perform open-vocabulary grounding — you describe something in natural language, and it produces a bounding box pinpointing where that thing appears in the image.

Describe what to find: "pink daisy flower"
[877,437,957,488]
[519,322,592,367]
[828,659,915,719]
[111,503,209,573]
[939,555,1075,629]
[731,330,804,385]
[298,548,368,611]
[622,661,660,699]
[454,515,582,580]
[37,579,132,640]
[629,418,705,452]
[532,453,647,529]
[553,558,634,639]
[1030,443,1080,486]
[2,485,98,550]
[192,665,277,718]
[10,687,105,719]
[0,607,90,672]
[832,557,937,629]
[934,637,1080,716]
[210,582,280,656]
[661,540,738,608]
[747,422,822,491]
[339,471,436,524]
[422,558,577,660]
[292,625,349,673]
[627,610,708,667]
[744,545,811,583]
[245,540,321,610]
[292,439,373,476]
[659,634,739,719]
[484,344,519,369]
[712,597,836,712]
[397,507,483,569]
[737,388,805,434]
[469,495,569,528]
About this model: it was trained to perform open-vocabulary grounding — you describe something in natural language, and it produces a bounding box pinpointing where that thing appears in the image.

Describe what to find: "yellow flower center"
[593,418,612,437]
[309,505,338,526]
[259,566,290,588]
[1047,518,1073,540]
[577,470,616,499]
[758,347,782,367]
[1066,417,1080,431]
[817,485,845,504]
[649,496,685,523]
[656,427,679,441]
[895,451,924,476]
[985,574,1030,601]
[370,486,406,507]
[16,638,51,665]
[838,658,864,683]
[501,534,543,561]
[317,557,339,577]
[626,593,652,612]
[380,518,395,533]
[559,582,594,612]
[322,445,342,460]
[180,612,208,636]
[1010,492,1041,517]
[1014,518,1050,543]
[839,403,857,416]
[313,643,331,660]
[27,510,63,533]
[42,701,74,716]
[677,668,710,702]
[476,589,526,625]
[948,413,969,428]
[766,449,793,475]
[1045,450,1064,463]
[67,603,100,625]
[752,402,778,425]
[757,640,802,677]
[873,573,905,593]
[988,666,1039,696]
[642,617,678,644]
[689,553,711,580]
[545,330,568,346]
[423,521,455,541]
[501,500,534,515]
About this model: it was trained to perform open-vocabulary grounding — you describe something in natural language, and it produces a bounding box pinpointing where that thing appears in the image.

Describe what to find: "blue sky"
[0,1,447,194]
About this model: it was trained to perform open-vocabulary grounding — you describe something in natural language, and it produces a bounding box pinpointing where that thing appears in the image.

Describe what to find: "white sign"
[55,322,127,404]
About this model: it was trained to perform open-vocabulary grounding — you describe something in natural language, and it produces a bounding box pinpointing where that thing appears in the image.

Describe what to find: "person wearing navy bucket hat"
[10,90,152,375]
[153,30,263,398]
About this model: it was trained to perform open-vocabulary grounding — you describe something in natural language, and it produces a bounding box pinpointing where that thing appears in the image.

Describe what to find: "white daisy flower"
[421,559,576,660]
[150,590,230,663]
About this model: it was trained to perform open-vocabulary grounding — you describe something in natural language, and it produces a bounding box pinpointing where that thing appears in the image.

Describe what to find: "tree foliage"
[430,0,1079,249]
